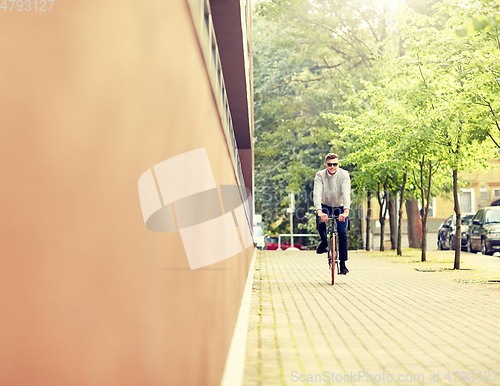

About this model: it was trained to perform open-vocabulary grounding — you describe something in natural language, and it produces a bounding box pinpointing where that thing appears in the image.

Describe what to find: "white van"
[253,225,266,249]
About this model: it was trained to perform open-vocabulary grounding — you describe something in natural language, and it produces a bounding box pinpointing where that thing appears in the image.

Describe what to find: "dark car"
[450,213,475,250]
[265,237,308,251]
[467,207,500,255]
[437,213,475,250]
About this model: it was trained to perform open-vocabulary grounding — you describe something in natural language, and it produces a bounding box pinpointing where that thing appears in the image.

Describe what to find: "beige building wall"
[435,196,455,219]
[369,160,500,236]
[461,158,500,210]
[0,1,253,385]
[434,159,500,220]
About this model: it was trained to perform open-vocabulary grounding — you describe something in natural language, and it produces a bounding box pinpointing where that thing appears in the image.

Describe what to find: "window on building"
[493,188,500,200]
[479,186,491,203]
[459,189,475,214]
[204,1,210,35]
[428,198,436,218]
[418,197,436,218]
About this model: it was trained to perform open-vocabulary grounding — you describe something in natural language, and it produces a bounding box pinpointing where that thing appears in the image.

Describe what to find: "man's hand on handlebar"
[318,209,349,222]
[317,211,329,223]
[339,209,349,222]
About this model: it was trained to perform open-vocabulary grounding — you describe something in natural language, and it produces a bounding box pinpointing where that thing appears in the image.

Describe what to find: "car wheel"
[438,238,443,250]
[482,238,494,256]
[461,236,467,251]
[449,236,455,250]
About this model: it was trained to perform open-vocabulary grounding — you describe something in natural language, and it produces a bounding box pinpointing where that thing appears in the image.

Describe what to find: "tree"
[253,0,498,265]
[396,0,496,266]
[252,0,394,236]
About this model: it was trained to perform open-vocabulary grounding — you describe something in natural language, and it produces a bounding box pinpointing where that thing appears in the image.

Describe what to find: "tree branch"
[487,131,500,148]
[420,155,425,219]
[322,58,343,69]
[416,53,436,110]
[424,159,432,221]
[354,5,379,42]
[270,77,328,89]
[412,168,422,191]
[431,159,442,176]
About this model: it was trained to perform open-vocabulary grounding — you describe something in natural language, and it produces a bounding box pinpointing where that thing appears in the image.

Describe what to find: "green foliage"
[253,0,498,243]
[455,0,500,37]
[252,1,387,230]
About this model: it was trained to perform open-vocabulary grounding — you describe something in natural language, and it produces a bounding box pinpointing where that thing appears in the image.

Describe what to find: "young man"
[313,153,351,274]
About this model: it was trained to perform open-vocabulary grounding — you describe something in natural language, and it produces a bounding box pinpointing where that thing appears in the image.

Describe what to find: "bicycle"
[327,215,340,285]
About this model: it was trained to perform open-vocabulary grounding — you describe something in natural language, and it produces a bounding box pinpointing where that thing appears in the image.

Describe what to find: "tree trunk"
[366,190,371,251]
[379,217,386,251]
[418,158,430,262]
[378,181,389,252]
[420,216,427,262]
[397,168,407,256]
[406,199,422,248]
[388,193,396,250]
[419,158,426,262]
[421,215,428,262]
[419,159,433,262]
[453,168,461,269]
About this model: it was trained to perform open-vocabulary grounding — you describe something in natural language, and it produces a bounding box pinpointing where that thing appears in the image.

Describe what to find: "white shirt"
[313,168,351,210]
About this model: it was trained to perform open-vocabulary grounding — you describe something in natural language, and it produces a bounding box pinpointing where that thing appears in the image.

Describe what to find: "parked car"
[467,206,500,255]
[265,237,308,251]
[449,213,475,250]
[438,213,475,250]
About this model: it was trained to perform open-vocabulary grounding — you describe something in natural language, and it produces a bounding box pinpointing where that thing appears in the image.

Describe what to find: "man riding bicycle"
[313,153,351,275]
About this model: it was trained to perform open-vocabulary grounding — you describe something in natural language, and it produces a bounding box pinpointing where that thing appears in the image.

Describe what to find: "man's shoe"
[340,261,349,275]
[316,241,328,254]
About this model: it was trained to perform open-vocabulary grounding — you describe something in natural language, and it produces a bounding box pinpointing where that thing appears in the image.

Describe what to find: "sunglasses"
[327,163,338,167]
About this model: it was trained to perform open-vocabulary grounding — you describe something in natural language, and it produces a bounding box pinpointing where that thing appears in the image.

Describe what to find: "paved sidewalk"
[243,250,500,386]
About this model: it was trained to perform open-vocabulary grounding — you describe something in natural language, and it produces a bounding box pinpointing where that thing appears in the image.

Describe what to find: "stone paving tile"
[243,250,500,386]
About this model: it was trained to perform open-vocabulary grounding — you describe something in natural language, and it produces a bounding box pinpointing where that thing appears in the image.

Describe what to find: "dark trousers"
[316,205,348,261]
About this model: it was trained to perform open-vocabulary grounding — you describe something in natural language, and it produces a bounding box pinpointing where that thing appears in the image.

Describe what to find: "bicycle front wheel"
[328,235,334,285]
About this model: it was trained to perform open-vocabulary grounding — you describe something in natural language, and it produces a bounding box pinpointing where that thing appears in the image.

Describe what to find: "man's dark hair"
[325,153,339,162]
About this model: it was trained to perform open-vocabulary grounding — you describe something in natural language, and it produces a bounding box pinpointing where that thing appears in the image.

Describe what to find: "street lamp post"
[286,192,299,251]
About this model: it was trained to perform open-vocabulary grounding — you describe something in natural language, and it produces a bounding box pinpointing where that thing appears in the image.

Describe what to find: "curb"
[220,248,258,386]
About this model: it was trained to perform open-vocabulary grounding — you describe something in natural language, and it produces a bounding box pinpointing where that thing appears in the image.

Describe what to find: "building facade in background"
[369,159,500,249]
